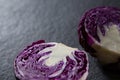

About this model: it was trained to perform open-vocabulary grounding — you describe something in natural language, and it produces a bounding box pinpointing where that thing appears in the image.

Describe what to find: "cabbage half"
[14,40,88,80]
[78,7,120,66]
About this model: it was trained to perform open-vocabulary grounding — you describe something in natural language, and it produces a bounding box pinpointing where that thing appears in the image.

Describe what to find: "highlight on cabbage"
[14,40,88,80]
[78,6,120,66]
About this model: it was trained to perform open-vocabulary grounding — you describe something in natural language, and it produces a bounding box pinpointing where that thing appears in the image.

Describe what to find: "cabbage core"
[98,24,120,53]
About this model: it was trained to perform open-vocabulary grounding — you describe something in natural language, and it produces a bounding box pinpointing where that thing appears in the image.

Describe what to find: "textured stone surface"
[0,0,120,80]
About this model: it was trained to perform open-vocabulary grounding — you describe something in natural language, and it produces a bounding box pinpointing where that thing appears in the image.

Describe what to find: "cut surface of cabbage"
[14,40,89,80]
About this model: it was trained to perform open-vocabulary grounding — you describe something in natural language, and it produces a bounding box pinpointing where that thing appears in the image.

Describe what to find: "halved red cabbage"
[78,7,120,65]
[14,40,88,80]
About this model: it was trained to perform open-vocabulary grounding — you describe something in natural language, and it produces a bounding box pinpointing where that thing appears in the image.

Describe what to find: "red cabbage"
[78,7,120,65]
[14,40,88,80]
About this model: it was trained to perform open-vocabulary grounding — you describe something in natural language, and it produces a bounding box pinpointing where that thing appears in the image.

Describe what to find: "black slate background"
[0,0,120,80]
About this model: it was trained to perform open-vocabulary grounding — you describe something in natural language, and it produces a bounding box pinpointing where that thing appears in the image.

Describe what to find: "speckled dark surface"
[0,0,120,80]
